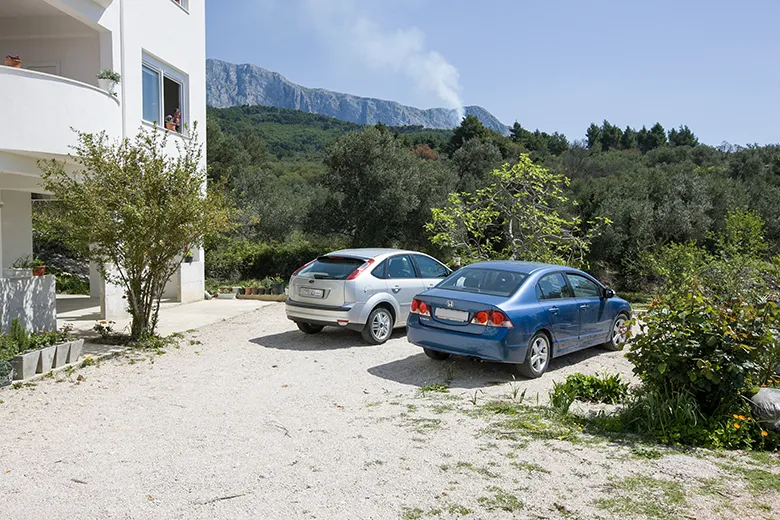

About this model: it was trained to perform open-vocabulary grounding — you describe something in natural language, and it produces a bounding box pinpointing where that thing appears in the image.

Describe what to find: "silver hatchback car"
[286,248,451,344]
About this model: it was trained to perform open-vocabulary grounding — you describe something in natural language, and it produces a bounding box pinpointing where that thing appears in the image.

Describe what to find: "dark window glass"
[371,260,387,279]
[566,274,600,298]
[537,273,573,300]
[386,255,416,279]
[412,255,449,279]
[297,256,364,280]
[438,268,527,297]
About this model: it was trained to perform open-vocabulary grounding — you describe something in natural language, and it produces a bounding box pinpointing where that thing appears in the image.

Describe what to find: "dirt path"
[1,303,778,519]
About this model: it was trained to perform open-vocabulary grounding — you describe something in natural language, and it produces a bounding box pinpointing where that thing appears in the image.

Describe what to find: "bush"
[627,282,780,415]
[550,373,630,414]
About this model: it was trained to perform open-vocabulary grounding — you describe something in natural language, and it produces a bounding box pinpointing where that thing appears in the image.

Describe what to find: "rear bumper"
[406,316,528,363]
[285,299,367,331]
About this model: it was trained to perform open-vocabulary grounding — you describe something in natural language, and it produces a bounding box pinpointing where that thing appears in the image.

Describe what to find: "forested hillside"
[206,106,780,292]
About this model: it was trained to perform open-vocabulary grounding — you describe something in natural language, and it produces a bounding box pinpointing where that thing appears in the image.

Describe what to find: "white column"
[0,190,33,269]
[99,266,128,321]
[89,260,102,299]
[179,246,205,303]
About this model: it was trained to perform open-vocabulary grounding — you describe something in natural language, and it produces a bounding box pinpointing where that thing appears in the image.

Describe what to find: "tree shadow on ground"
[250,328,407,352]
[367,347,609,390]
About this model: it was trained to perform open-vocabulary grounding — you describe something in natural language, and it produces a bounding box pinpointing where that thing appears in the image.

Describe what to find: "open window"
[141,54,188,133]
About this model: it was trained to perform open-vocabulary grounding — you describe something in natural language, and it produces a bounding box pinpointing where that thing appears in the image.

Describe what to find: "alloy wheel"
[371,310,391,341]
[530,336,549,373]
[612,316,628,346]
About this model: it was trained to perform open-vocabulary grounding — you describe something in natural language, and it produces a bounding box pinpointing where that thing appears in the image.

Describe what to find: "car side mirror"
[603,288,615,299]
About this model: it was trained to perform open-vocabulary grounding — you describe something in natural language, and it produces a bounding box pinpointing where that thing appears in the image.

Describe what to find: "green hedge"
[205,237,347,281]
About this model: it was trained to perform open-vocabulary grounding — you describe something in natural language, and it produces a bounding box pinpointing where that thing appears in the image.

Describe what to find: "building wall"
[0,16,101,86]
[0,191,33,269]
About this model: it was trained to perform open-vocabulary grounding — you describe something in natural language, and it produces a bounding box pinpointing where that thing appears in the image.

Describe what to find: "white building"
[0,0,206,329]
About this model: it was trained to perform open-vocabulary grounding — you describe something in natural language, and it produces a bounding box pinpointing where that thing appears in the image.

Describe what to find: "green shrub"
[550,372,629,414]
[627,282,780,415]
[9,318,29,354]
[0,334,19,361]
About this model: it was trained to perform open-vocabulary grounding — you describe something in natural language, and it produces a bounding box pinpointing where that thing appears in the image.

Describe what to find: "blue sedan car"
[406,261,632,378]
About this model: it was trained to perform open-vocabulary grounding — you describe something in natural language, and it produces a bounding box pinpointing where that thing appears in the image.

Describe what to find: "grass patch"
[477,486,524,512]
[594,475,687,519]
[401,507,424,520]
[510,461,550,473]
[440,461,500,479]
[631,446,663,460]
[477,401,581,442]
[419,383,449,395]
[407,417,443,434]
[719,464,780,495]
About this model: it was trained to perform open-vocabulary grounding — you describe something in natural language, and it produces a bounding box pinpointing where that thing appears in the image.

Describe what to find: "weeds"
[478,486,524,512]
[419,383,449,395]
[549,372,629,414]
[594,475,687,519]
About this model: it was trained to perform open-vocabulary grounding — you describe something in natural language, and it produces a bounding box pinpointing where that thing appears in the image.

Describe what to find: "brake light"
[292,259,316,276]
[411,298,430,317]
[471,310,513,328]
[346,258,375,280]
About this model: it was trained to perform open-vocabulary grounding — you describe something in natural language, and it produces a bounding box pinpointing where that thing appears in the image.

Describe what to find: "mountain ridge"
[206,59,509,134]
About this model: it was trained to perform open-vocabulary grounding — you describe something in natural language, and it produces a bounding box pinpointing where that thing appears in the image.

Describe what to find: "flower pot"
[11,350,40,380]
[183,256,193,264]
[52,341,71,368]
[4,58,22,68]
[165,122,177,131]
[66,339,84,364]
[257,288,267,295]
[238,287,246,295]
[219,292,236,300]
[37,345,56,373]
[32,265,46,276]
[0,363,12,387]
[271,283,284,295]
[97,78,116,94]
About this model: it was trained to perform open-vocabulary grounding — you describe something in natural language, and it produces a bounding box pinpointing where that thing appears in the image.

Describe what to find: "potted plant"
[4,55,21,68]
[67,337,85,364]
[32,258,46,277]
[218,286,236,299]
[183,250,194,264]
[8,319,39,380]
[0,360,13,387]
[165,115,176,131]
[270,276,285,295]
[96,69,121,94]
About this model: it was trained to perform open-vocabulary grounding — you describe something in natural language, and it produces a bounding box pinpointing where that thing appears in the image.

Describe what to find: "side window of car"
[566,274,600,298]
[536,273,572,300]
[386,255,416,279]
[412,254,449,279]
[371,260,387,279]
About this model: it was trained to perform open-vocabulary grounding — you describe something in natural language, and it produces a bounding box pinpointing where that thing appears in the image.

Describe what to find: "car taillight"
[411,298,430,317]
[292,259,315,276]
[471,310,513,328]
[346,258,375,280]
[472,311,489,325]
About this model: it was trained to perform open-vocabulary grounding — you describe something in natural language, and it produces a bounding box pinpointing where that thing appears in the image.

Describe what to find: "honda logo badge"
[446,300,454,308]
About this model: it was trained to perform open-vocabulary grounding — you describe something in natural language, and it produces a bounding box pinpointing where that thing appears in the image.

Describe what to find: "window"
[536,273,573,300]
[411,255,449,279]
[439,268,528,298]
[386,255,416,279]
[297,256,364,280]
[142,55,187,133]
[566,274,600,298]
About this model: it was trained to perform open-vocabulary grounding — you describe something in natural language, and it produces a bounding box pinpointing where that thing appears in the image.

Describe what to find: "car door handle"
[548,306,559,314]
[580,304,590,309]
[392,285,401,293]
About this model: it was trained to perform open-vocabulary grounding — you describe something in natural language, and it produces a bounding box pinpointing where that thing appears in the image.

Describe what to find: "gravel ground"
[1,303,778,519]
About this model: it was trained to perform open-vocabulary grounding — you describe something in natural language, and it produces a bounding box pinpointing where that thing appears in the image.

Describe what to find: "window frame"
[564,272,602,299]
[141,53,189,134]
[536,272,575,301]
[411,254,450,279]
[385,254,418,280]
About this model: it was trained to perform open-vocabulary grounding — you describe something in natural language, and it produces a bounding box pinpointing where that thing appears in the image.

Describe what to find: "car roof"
[460,260,571,274]
[327,248,417,260]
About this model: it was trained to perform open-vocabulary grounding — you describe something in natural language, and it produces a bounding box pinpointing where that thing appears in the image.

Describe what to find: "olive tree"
[39,127,233,339]
[427,155,608,266]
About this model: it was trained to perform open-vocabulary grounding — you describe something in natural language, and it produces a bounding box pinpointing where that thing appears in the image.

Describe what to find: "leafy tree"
[451,138,503,193]
[600,120,623,152]
[446,115,490,154]
[427,155,608,266]
[640,122,668,152]
[586,123,602,150]
[668,125,699,147]
[39,128,233,339]
[620,126,637,150]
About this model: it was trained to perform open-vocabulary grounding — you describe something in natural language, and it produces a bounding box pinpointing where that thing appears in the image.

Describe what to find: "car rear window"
[297,256,365,280]
[438,268,528,297]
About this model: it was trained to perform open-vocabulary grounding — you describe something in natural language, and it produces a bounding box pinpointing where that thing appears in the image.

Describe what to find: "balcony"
[0,66,121,158]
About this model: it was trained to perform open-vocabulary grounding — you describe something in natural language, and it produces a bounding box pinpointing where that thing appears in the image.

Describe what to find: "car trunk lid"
[289,255,367,307]
[416,288,508,335]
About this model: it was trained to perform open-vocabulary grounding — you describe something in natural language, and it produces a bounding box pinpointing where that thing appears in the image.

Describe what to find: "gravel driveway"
[1,303,778,519]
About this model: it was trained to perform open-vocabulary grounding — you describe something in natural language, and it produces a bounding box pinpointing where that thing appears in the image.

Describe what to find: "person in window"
[172,108,181,132]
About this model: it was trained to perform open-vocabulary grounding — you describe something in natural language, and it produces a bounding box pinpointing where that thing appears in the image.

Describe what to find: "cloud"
[301,0,464,119]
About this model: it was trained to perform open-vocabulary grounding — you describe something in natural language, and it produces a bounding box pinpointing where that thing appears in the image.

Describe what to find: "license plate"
[299,287,324,299]
[435,307,469,322]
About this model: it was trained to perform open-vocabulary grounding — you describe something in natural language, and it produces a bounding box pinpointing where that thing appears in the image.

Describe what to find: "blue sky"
[207,0,779,146]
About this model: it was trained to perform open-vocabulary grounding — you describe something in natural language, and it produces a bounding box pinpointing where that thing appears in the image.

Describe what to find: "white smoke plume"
[301,0,465,122]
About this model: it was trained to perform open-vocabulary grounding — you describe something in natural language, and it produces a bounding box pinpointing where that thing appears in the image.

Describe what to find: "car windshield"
[438,268,528,297]
[297,256,365,280]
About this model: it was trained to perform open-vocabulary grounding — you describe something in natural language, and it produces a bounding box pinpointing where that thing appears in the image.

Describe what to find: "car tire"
[423,348,450,361]
[603,313,630,351]
[297,322,324,334]
[361,306,394,345]
[516,332,551,379]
